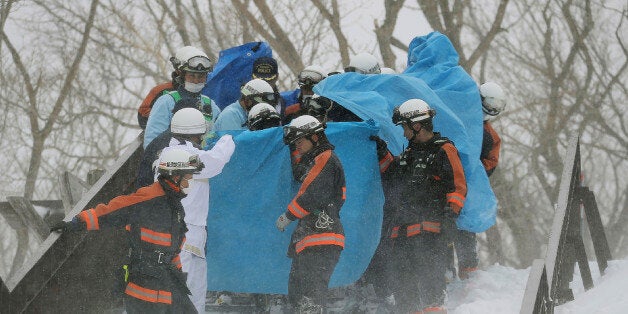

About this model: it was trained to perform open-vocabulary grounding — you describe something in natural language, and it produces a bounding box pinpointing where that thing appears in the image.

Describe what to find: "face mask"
[184,82,205,93]
[182,178,195,195]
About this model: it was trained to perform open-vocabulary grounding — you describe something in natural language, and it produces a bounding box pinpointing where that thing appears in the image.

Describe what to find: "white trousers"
[181,249,207,313]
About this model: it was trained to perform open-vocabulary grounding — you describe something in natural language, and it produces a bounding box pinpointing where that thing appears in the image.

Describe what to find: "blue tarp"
[314,32,496,233]
[202,42,273,109]
[206,122,384,294]
[203,32,497,294]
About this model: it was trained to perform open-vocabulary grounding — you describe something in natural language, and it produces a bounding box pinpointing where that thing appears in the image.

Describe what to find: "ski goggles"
[246,92,278,105]
[183,56,213,72]
[298,70,325,87]
[344,64,380,74]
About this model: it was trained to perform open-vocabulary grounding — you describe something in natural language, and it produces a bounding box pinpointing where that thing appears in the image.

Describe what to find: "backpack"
[137,82,176,129]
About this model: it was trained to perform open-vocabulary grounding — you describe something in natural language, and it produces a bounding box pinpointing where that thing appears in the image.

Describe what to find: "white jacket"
[156,135,235,256]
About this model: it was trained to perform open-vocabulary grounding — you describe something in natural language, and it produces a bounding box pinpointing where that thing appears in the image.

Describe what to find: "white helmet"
[247,103,281,131]
[171,46,212,73]
[171,108,207,135]
[392,99,436,125]
[283,114,325,144]
[298,65,327,86]
[346,52,381,74]
[479,82,506,116]
[241,78,277,105]
[380,67,396,74]
[157,148,203,176]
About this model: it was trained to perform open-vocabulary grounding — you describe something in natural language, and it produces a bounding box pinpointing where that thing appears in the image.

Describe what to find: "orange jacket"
[481,121,501,176]
[74,179,188,305]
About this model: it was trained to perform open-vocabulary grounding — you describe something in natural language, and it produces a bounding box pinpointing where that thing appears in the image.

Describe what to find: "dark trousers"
[123,287,197,314]
[361,236,393,298]
[288,245,342,308]
[454,228,478,270]
[389,232,447,312]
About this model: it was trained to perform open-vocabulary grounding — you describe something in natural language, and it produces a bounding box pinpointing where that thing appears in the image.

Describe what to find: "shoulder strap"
[168,91,182,103]
[200,95,212,106]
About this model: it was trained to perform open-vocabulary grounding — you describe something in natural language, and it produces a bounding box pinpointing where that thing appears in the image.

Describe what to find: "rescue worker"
[479,81,505,177]
[448,82,506,280]
[251,56,288,117]
[344,52,381,74]
[144,46,221,148]
[373,99,467,313]
[136,103,209,188]
[246,102,281,131]
[276,115,346,312]
[283,65,327,122]
[212,78,277,131]
[300,94,335,124]
[157,112,235,313]
[136,46,190,129]
[50,148,204,313]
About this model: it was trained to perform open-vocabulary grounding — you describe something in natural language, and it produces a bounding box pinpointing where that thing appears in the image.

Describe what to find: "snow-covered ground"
[446,258,628,314]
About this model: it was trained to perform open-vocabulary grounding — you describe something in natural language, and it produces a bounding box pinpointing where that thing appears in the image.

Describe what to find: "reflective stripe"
[379,152,394,173]
[295,233,345,254]
[390,221,441,238]
[422,306,446,313]
[422,221,441,233]
[341,186,346,200]
[288,200,309,218]
[125,282,172,304]
[391,226,400,238]
[79,209,99,230]
[140,227,172,246]
[172,255,182,269]
[406,223,422,237]
[446,192,465,211]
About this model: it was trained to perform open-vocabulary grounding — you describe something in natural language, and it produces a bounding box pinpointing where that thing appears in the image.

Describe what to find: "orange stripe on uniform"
[442,142,467,209]
[288,150,332,218]
[140,227,172,246]
[379,152,394,173]
[422,221,441,233]
[288,200,310,218]
[79,209,99,230]
[295,233,345,253]
[125,282,172,304]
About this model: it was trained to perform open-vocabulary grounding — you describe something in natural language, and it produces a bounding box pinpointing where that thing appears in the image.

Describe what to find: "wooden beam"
[7,196,49,242]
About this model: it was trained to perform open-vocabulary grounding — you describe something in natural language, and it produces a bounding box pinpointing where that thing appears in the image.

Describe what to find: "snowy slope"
[445,258,628,314]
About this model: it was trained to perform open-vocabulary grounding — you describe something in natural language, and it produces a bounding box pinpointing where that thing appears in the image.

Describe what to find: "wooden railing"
[520,137,612,314]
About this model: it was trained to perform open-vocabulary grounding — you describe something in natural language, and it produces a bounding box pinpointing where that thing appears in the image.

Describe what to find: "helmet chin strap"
[409,122,423,142]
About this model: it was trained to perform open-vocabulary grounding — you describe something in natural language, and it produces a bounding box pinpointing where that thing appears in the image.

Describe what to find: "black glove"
[49,219,77,233]
[369,135,389,160]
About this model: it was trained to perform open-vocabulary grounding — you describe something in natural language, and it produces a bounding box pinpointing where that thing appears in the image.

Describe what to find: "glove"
[369,135,389,160]
[445,204,461,219]
[275,213,293,232]
[49,220,74,233]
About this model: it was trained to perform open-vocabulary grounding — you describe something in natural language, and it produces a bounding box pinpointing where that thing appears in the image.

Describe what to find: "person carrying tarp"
[373,99,467,313]
[50,148,204,313]
[275,115,346,313]
[447,81,506,280]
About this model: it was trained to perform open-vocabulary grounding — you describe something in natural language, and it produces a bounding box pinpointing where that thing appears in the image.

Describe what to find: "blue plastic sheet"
[206,122,384,294]
[201,42,273,109]
[314,32,496,233]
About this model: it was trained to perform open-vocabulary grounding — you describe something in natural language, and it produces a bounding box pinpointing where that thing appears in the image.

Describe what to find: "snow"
[444,259,628,314]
